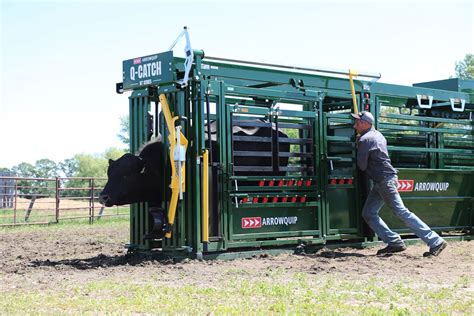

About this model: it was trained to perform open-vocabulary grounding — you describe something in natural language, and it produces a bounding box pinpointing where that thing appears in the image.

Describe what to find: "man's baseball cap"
[351,111,374,125]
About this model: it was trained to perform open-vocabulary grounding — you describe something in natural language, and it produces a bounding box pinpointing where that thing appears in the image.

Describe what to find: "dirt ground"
[1,222,472,296]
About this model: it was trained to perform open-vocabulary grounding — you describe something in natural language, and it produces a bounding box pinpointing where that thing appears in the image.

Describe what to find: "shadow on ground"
[29,253,178,270]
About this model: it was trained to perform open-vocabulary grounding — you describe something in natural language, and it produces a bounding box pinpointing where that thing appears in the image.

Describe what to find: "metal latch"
[450,98,466,112]
[416,94,433,109]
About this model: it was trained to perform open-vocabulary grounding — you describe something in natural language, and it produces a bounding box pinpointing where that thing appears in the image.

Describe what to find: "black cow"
[229,123,290,178]
[99,141,164,207]
[99,140,167,238]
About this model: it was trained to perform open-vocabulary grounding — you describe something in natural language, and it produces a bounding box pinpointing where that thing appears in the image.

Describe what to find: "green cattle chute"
[120,47,473,259]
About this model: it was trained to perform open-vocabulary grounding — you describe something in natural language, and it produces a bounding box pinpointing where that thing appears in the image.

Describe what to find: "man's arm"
[357,140,370,171]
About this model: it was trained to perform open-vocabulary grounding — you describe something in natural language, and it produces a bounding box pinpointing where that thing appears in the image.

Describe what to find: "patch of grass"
[451,246,472,256]
[223,267,247,275]
[455,275,471,288]
[0,207,129,226]
[1,275,472,314]
[0,214,129,233]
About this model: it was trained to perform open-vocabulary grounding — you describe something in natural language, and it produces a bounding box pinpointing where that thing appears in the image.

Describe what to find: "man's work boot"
[376,244,407,255]
[423,241,448,257]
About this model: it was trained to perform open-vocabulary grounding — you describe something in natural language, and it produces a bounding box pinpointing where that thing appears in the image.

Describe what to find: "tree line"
[0,148,127,198]
[0,147,126,180]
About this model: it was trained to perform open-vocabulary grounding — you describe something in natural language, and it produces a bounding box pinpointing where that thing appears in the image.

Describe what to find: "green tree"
[117,115,130,146]
[454,54,474,79]
[11,160,60,179]
[11,162,36,178]
[59,158,78,178]
[58,148,126,179]
[73,154,108,178]
[11,163,41,197]
[63,148,126,196]
[0,167,12,176]
[34,159,59,178]
[73,148,126,178]
[62,154,106,197]
[32,159,59,195]
[104,147,127,161]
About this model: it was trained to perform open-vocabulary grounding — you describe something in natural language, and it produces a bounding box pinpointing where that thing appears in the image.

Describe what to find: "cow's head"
[99,153,150,207]
[100,140,164,207]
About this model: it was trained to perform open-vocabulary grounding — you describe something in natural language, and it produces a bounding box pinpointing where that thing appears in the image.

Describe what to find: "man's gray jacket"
[357,128,398,182]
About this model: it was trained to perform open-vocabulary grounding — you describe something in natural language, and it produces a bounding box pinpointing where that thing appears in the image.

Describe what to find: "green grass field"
[1,269,471,314]
[1,219,472,314]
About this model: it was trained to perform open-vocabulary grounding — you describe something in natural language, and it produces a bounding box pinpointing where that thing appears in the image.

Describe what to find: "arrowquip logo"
[242,216,298,229]
[414,182,449,192]
[397,180,450,193]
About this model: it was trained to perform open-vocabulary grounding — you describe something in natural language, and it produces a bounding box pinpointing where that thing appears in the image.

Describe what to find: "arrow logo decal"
[242,217,262,229]
[397,180,414,192]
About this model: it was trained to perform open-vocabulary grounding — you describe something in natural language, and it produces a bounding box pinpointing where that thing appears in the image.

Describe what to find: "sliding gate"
[320,95,364,241]
[219,99,323,248]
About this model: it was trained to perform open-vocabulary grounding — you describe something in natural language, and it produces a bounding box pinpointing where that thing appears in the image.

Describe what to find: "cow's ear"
[108,159,115,166]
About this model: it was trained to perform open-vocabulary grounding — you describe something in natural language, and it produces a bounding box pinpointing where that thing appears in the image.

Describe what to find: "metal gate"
[219,98,322,248]
[320,93,364,241]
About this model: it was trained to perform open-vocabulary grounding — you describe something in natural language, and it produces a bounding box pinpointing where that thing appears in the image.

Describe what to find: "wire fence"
[0,177,129,226]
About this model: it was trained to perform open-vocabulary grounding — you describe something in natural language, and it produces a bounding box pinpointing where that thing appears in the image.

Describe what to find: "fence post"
[55,177,60,223]
[24,196,37,222]
[89,178,93,224]
[13,179,17,225]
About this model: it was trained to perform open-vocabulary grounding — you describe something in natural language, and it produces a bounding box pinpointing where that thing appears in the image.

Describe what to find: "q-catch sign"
[122,51,174,90]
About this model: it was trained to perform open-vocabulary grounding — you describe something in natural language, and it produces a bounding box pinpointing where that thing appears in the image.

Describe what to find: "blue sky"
[1,0,473,168]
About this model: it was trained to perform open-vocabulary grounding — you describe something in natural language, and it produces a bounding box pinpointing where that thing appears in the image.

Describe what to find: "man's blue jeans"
[362,175,444,249]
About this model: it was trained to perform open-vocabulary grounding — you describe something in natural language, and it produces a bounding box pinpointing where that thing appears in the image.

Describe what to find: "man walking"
[352,111,447,256]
